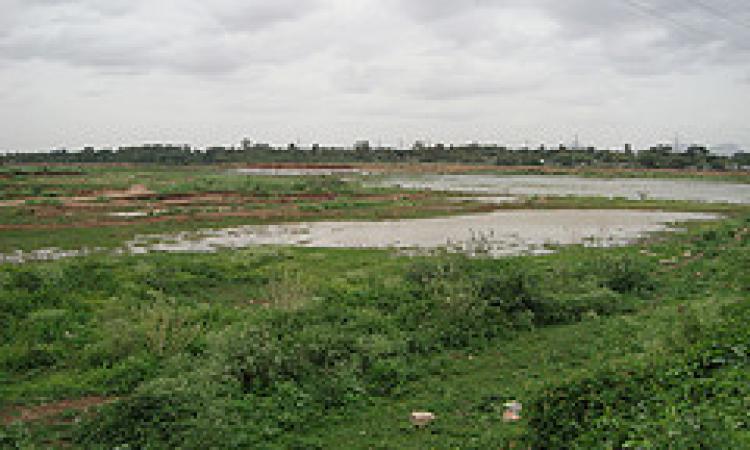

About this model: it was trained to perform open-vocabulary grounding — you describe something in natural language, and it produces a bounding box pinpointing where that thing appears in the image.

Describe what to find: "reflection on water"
[380,175,750,204]
[235,168,367,176]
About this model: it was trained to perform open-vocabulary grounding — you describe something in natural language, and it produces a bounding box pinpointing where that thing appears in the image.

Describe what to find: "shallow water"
[380,175,750,204]
[235,168,367,176]
[1,209,719,263]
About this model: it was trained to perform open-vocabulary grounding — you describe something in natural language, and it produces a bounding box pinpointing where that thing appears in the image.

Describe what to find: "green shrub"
[12,217,747,448]
[525,300,750,448]
[70,248,667,448]
[24,198,62,207]
[1,342,63,372]
[0,422,33,449]
[90,355,160,394]
[592,252,657,294]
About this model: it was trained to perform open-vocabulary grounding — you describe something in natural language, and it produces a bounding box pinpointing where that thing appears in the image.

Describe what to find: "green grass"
[300,295,745,448]
[1,164,369,199]
[1,212,747,448]
[2,165,499,252]
[0,195,480,253]
[2,192,746,255]
[3,164,748,255]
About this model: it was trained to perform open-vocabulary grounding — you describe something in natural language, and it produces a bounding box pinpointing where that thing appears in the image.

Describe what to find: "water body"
[1,210,719,263]
[380,175,750,204]
[235,168,367,176]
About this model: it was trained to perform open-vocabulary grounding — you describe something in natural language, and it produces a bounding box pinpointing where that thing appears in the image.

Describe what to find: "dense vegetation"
[1,211,747,447]
[528,301,750,448]
[3,142,748,170]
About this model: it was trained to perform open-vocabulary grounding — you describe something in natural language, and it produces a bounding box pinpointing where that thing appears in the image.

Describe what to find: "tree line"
[1,142,748,170]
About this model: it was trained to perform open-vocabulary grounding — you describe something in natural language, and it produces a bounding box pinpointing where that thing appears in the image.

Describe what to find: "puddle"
[379,175,750,204]
[108,211,149,218]
[107,210,166,218]
[449,196,520,204]
[1,209,719,263]
[235,168,367,176]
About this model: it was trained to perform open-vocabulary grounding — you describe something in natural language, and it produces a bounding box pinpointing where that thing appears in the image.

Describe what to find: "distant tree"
[354,140,370,152]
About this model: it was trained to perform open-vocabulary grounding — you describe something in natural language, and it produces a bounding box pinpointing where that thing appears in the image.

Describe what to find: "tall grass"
[1,215,747,448]
[69,250,663,447]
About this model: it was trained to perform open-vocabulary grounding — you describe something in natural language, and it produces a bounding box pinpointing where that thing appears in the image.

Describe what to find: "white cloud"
[0,0,748,151]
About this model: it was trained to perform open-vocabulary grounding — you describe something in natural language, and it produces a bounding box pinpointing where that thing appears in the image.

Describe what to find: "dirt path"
[0,192,429,231]
[1,396,118,425]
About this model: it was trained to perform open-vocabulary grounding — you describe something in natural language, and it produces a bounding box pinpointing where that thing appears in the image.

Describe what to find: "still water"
[379,175,750,204]
[1,209,719,263]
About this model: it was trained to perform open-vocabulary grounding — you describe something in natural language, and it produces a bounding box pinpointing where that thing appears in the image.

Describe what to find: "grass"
[2,163,747,254]
[1,210,747,447]
[1,163,748,447]
[0,195,487,253]
[301,294,744,448]
[2,165,506,252]
[13,196,726,257]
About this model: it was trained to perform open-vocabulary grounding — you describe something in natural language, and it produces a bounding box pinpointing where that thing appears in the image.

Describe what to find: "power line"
[684,0,750,31]
[617,0,716,37]
[618,0,750,53]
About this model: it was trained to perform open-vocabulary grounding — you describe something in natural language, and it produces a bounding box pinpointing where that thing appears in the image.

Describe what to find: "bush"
[0,422,33,449]
[592,252,657,294]
[525,300,750,448]
[71,248,665,448]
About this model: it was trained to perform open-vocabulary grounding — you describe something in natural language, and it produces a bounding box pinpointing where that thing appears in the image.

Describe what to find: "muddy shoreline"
[0,209,719,263]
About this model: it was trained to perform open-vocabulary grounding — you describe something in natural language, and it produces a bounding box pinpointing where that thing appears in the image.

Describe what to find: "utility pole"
[674,133,680,153]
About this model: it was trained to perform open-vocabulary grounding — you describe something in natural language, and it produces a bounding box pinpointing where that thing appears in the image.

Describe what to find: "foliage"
[69,246,663,447]
[2,143,746,171]
[0,214,747,448]
[525,301,750,449]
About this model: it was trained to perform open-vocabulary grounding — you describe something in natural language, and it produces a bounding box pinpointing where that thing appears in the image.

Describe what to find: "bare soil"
[1,397,118,425]
[0,170,84,178]
[0,192,433,230]
[238,163,358,170]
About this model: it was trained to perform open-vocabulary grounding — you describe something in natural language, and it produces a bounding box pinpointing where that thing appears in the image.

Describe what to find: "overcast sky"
[1,0,749,152]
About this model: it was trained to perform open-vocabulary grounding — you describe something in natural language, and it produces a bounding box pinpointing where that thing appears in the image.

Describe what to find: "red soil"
[1,396,118,425]
[239,163,357,170]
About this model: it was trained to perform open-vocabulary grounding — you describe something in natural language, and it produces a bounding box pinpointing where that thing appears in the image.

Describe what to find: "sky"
[0,0,749,153]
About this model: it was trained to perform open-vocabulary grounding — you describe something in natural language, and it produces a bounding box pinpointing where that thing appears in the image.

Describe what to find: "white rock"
[503,401,522,422]
[409,411,436,427]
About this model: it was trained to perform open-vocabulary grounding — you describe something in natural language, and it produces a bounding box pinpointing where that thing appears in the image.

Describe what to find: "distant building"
[686,145,709,156]
[650,144,673,154]
[354,140,370,151]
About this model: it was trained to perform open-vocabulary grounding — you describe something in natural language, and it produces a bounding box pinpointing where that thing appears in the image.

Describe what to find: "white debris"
[503,401,522,422]
[108,211,148,218]
[410,411,436,427]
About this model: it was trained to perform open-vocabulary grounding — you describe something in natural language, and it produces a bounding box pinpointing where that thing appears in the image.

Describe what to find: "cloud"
[2,0,748,79]
[0,0,326,74]
[0,0,748,151]
[206,0,323,32]
[389,0,750,75]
